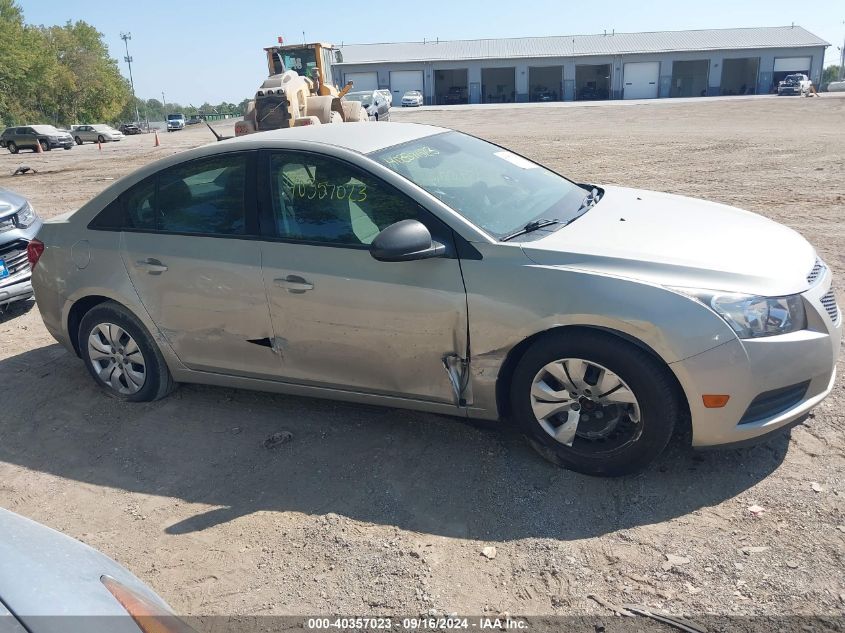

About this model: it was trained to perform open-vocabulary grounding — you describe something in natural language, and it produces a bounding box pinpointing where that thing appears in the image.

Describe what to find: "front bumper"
[0,276,33,306]
[48,139,74,149]
[778,87,801,95]
[671,271,841,447]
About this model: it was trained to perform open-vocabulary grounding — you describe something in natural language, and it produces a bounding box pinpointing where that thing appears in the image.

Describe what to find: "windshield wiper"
[500,218,560,242]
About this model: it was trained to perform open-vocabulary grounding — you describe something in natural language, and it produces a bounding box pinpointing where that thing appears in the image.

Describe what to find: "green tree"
[0,2,130,126]
[822,64,842,86]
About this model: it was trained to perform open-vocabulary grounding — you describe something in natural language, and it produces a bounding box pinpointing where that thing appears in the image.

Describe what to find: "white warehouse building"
[334,26,828,105]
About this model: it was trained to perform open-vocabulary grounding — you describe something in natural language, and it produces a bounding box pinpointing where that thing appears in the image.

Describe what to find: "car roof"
[218,122,448,155]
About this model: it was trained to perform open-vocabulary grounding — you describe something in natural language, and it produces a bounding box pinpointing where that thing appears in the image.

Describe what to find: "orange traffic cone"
[154,131,160,147]
[35,140,43,154]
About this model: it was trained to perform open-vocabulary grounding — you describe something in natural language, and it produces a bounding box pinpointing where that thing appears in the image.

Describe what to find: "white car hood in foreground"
[0,508,170,631]
[521,186,816,297]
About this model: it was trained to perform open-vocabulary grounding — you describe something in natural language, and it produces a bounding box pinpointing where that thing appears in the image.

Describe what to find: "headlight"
[15,201,39,228]
[678,289,807,338]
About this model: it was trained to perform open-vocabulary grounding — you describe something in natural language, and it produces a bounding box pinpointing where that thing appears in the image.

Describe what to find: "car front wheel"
[510,331,679,476]
[79,301,175,402]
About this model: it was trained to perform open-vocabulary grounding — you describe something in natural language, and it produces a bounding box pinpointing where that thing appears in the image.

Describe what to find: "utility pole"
[120,32,141,124]
[840,21,845,80]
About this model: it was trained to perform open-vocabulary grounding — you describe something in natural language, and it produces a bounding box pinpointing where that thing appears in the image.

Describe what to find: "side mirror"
[370,220,446,262]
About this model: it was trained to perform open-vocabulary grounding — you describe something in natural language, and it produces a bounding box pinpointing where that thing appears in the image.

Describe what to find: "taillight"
[26,239,44,268]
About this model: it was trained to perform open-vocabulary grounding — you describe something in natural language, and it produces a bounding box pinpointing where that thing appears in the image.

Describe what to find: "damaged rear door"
[121,151,280,378]
[258,149,468,405]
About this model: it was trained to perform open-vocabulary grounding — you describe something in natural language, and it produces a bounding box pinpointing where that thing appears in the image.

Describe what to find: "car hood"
[0,188,27,220]
[520,185,816,297]
[0,508,171,629]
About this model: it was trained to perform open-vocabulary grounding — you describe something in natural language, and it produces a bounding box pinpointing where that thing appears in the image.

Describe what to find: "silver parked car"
[343,90,391,121]
[73,124,125,145]
[30,123,840,476]
[0,187,41,307]
[0,507,198,633]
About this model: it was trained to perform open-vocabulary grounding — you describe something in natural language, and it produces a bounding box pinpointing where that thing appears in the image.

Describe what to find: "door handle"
[135,258,168,274]
[274,275,314,293]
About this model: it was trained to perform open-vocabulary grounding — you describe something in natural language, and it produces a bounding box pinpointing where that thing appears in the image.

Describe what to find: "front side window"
[269,152,418,246]
[158,154,247,235]
[370,131,588,238]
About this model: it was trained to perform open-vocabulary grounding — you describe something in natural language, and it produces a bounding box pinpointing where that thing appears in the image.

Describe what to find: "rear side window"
[88,153,251,235]
[158,154,247,235]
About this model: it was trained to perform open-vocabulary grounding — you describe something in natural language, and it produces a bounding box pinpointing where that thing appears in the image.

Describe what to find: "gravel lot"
[0,95,843,624]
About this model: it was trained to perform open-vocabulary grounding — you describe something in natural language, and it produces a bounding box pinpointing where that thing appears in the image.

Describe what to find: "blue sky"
[18,0,844,104]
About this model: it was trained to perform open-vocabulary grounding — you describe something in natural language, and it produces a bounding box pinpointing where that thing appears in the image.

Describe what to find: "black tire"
[8,142,18,154]
[509,331,679,476]
[97,134,105,143]
[63,146,72,150]
[78,301,175,402]
[75,136,83,145]
[39,139,50,152]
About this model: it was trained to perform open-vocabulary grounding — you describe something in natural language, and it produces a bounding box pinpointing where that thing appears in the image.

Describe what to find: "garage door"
[390,70,424,101]
[344,72,378,91]
[773,57,812,72]
[623,62,660,99]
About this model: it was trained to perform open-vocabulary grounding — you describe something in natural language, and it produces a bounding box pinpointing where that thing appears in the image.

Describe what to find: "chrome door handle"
[274,275,314,293]
[136,258,168,274]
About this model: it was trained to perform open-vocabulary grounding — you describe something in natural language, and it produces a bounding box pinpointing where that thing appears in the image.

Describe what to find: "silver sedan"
[29,123,840,476]
[73,124,125,145]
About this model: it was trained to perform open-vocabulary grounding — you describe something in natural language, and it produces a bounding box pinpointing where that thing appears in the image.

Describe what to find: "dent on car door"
[110,151,281,378]
[258,150,468,403]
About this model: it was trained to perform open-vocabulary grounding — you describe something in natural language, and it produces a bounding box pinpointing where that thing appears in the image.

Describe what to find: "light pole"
[120,32,140,124]
[162,91,166,119]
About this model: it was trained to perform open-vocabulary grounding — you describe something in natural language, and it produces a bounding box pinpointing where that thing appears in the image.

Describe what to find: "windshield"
[281,47,318,79]
[167,114,183,120]
[32,125,59,134]
[784,74,803,81]
[370,131,588,238]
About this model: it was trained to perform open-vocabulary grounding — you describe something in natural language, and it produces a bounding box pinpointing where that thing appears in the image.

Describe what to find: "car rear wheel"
[8,142,18,154]
[79,301,175,402]
[510,331,678,476]
[75,136,82,145]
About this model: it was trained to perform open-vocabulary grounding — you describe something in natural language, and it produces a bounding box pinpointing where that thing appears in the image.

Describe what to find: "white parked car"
[73,124,124,145]
[402,90,424,107]
[343,90,391,121]
[777,74,813,96]
[377,89,393,108]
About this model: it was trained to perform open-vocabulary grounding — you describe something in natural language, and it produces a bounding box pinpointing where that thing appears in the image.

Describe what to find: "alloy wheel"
[87,323,147,395]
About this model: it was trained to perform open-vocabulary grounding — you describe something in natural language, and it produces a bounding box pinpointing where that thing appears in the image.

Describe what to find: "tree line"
[119,97,251,123]
[0,0,249,128]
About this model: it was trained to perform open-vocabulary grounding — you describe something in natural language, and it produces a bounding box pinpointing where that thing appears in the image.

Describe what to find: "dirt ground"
[0,96,843,622]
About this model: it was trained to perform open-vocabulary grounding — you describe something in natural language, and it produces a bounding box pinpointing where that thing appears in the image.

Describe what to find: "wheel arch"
[67,295,117,356]
[494,324,690,429]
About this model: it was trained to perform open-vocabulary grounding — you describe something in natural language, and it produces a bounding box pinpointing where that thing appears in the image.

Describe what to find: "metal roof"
[337,26,828,65]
